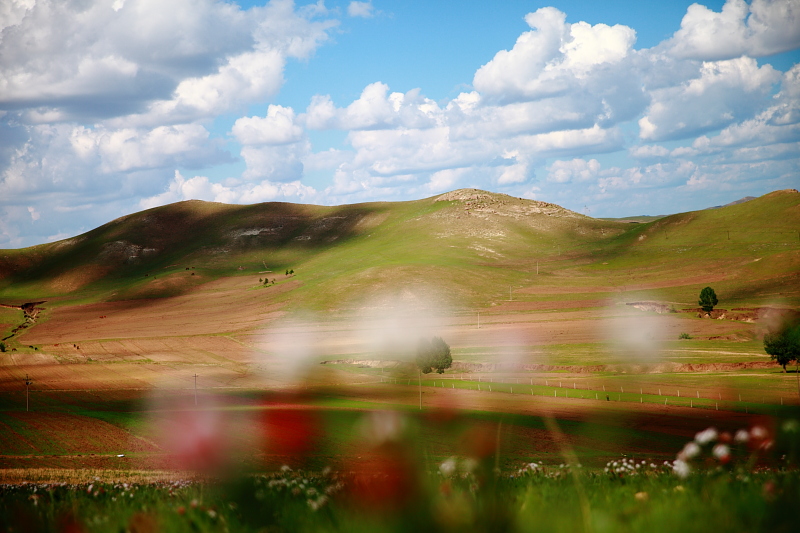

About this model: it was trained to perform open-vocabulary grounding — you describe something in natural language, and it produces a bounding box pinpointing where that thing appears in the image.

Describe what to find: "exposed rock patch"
[626,302,675,314]
[99,241,158,264]
[681,307,799,323]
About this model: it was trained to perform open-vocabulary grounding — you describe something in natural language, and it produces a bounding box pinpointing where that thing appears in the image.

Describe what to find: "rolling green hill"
[1,188,798,312]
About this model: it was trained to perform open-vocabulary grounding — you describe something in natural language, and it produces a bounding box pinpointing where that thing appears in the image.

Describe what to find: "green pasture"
[389,378,797,415]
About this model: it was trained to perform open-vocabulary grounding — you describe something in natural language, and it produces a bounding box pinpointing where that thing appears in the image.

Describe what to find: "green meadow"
[1,189,799,531]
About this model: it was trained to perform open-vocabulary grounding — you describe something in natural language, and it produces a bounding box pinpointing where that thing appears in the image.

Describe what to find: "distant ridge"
[708,196,757,209]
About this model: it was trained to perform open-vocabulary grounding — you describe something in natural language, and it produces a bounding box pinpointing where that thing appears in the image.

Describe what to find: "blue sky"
[1,0,799,247]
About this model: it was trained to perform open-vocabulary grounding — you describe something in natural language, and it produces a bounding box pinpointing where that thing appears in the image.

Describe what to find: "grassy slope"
[0,188,797,313]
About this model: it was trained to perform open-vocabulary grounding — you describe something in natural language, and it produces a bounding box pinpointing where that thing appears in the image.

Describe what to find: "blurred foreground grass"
[2,467,799,533]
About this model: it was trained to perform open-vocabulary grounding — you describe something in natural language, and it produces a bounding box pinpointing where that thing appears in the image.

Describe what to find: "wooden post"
[418,371,422,410]
[25,374,32,412]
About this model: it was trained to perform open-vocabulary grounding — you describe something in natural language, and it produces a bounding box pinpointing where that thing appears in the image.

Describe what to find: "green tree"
[416,336,452,374]
[764,318,800,373]
[698,286,718,313]
[0,342,5,353]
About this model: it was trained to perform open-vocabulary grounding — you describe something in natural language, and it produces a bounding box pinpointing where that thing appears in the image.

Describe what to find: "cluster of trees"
[415,336,452,374]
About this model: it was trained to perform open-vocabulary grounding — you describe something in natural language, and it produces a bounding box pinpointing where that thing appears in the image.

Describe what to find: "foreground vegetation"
[2,393,800,532]
[2,464,799,532]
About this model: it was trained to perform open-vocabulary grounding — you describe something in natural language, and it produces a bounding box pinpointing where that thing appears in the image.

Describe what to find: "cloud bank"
[1,0,798,247]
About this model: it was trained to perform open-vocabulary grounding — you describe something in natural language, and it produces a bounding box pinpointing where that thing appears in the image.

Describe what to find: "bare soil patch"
[0,412,158,456]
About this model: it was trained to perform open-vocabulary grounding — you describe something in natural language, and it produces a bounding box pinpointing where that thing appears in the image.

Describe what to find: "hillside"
[0,187,797,395]
[1,188,798,312]
[0,190,620,306]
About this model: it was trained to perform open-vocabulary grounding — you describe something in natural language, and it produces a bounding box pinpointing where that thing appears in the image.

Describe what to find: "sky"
[1,0,799,248]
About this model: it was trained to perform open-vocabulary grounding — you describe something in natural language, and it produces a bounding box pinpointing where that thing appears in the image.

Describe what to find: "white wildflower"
[440,457,457,477]
[712,444,730,461]
[672,459,691,478]
[734,430,749,443]
[695,427,718,445]
[751,426,767,439]
[680,442,701,460]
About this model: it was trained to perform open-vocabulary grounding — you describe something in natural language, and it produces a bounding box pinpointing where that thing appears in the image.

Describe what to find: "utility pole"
[509,286,512,301]
[193,373,198,406]
[24,374,32,412]
[477,311,480,329]
[536,261,539,275]
[418,370,422,410]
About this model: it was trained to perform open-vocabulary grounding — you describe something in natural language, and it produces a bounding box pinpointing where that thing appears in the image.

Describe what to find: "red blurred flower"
[345,450,418,513]
[261,408,320,459]
[163,408,231,473]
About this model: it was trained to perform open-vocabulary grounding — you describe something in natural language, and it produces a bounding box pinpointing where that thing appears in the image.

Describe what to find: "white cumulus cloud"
[347,1,374,18]
[547,158,601,183]
[473,7,637,102]
[140,170,318,209]
[233,105,304,146]
[639,57,780,141]
[666,0,800,60]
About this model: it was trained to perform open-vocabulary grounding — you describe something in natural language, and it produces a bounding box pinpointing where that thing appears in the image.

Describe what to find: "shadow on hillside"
[0,201,387,301]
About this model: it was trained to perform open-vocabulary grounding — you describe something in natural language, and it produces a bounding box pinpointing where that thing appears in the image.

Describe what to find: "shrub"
[698,287,718,313]
[416,336,452,374]
[679,333,691,340]
[764,317,800,372]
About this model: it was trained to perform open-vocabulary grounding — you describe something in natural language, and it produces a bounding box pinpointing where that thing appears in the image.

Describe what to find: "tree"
[416,336,452,374]
[764,318,800,372]
[698,287,718,313]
